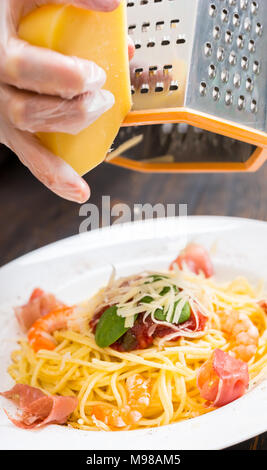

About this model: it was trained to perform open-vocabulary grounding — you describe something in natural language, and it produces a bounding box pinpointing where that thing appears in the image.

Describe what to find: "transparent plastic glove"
[0,0,130,203]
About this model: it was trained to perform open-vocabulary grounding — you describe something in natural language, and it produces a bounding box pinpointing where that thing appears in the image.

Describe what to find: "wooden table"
[0,144,266,450]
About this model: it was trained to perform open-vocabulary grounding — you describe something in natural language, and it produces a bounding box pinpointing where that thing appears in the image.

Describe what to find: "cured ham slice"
[15,288,64,332]
[197,349,249,407]
[259,300,267,314]
[170,243,214,278]
[1,384,78,429]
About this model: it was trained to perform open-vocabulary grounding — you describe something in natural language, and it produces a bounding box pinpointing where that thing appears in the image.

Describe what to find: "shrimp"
[92,374,150,429]
[219,310,259,362]
[28,306,74,352]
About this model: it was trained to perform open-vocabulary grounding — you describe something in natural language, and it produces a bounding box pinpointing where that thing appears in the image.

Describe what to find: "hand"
[0,0,133,203]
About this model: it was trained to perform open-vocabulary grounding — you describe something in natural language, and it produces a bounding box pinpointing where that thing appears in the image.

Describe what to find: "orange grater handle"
[107,107,267,173]
[107,146,267,173]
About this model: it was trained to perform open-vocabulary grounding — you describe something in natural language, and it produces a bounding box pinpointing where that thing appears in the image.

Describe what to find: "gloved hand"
[0,0,134,203]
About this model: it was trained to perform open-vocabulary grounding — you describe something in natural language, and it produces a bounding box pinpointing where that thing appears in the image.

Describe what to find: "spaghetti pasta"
[7,263,267,431]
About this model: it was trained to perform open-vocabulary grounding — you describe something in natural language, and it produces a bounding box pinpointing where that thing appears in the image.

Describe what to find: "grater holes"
[256,22,263,36]
[204,42,213,57]
[251,99,258,113]
[233,13,240,27]
[229,0,237,6]
[127,1,135,6]
[161,37,170,46]
[217,46,225,62]
[229,51,237,66]
[155,82,164,92]
[212,86,220,101]
[251,1,259,15]
[225,30,233,44]
[170,19,180,28]
[209,4,217,18]
[199,82,207,97]
[246,77,254,92]
[140,0,148,4]
[142,22,150,32]
[208,64,217,79]
[140,84,149,94]
[128,25,136,34]
[149,66,158,72]
[147,39,156,47]
[225,90,233,106]
[176,37,186,45]
[221,8,229,23]
[135,67,143,76]
[237,34,245,49]
[163,64,172,70]
[253,60,260,74]
[156,21,164,30]
[213,25,221,40]
[241,56,249,70]
[237,95,246,111]
[169,81,179,91]
[134,41,141,49]
[248,39,256,53]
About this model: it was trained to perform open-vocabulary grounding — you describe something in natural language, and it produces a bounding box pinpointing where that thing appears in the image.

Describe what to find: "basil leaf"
[145,274,168,284]
[95,305,129,348]
[178,301,191,324]
[153,308,165,321]
[154,301,191,324]
[139,295,153,304]
[159,286,171,296]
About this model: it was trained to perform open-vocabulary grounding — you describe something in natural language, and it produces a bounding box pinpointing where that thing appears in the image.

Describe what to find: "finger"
[128,36,135,60]
[49,0,121,12]
[2,37,106,99]
[6,85,114,134]
[6,128,90,203]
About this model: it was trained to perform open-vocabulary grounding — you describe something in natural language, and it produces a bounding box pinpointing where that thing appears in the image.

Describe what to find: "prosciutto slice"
[1,384,78,429]
[15,288,64,332]
[170,243,214,278]
[197,349,249,407]
[259,300,267,314]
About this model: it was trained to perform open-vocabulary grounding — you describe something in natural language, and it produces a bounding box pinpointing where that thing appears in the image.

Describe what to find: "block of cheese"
[19,4,131,175]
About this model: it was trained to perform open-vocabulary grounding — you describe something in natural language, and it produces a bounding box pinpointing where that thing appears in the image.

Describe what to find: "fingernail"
[87,0,120,12]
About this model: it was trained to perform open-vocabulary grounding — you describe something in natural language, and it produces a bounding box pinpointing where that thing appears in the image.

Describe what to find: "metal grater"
[108,0,267,173]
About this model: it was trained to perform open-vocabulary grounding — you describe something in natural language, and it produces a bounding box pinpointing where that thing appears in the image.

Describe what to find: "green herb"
[144,274,169,284]
[159,286,171,296]
[95,305,130,348]
[154,301,191,324]
[153,308,165,320]
[139,295,154,304]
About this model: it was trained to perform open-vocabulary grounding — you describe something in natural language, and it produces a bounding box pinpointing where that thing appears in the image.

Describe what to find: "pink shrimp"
[28,306,74,352]
[219,310,259,362]
[92,374,150,429]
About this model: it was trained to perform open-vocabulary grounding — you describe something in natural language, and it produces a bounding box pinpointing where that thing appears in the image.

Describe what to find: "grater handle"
[107,146,267,173]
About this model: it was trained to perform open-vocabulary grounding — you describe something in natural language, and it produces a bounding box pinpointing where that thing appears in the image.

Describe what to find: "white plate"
[0,216,267,450]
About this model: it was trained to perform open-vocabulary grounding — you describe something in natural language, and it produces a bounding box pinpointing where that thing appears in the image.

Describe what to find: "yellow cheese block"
[19,4,131,175]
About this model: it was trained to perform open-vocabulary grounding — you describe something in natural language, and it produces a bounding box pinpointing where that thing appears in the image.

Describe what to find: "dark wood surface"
[0,144,266,450]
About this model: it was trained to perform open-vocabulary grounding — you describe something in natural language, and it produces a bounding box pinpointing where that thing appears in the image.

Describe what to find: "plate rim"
[0,215,267,450]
